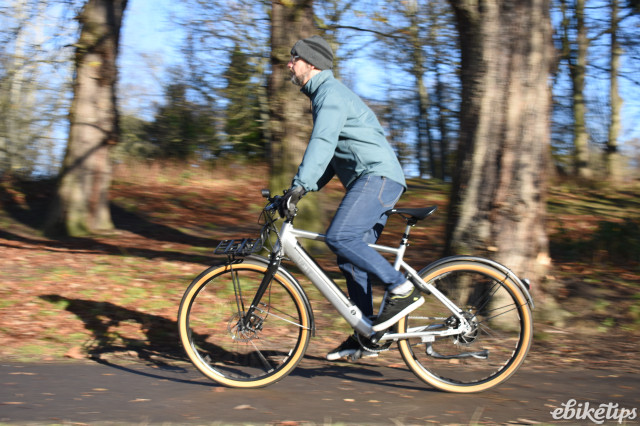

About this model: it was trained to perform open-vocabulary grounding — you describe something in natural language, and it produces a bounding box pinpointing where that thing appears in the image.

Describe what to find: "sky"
[118,0,640,150]
[118,0,183,119]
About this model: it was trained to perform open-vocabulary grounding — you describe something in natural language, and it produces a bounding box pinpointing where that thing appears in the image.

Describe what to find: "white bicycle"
[178,190,534,393]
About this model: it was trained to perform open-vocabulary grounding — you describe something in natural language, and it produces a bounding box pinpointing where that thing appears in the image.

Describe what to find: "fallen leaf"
[234,404,255,410]
[65,347,86,360]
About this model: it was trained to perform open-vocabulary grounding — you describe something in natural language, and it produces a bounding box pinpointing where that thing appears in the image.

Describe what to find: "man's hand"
[278,186,305,220]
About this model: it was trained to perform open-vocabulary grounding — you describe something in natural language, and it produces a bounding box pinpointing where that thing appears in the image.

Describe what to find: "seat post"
[402,223,414,244]
[393,223,413,270]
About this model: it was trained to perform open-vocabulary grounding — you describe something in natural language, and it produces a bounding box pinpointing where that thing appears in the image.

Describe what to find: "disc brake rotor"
[228,312,263,342]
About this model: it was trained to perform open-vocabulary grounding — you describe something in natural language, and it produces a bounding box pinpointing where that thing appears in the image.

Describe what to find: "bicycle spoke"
[254,304,310,329]
[248,339,276,373]
[179,262,311,387]
[398,262,532,392]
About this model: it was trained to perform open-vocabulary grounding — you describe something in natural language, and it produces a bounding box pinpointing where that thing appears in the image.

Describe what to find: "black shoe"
[326,335,379,361]
[372,287,425,332]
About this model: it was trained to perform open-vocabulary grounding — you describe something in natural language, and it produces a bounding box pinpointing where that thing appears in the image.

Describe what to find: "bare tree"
[0,0,75,177]
[47,0,127,236]
[558,0,591,179]
[268,0,328,235]
[605,0,623,182]
[269,0,315,189]
[570,0,592,179]
[445,0,555,308]
[367,0,459,180]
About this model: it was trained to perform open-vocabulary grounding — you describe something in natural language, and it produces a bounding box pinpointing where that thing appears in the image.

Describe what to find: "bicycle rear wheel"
[397,258,533,393]
[178,259,312,388]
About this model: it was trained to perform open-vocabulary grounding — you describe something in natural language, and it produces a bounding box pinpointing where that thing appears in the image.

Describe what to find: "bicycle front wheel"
[178,259,312,388]
[397,258,533,393]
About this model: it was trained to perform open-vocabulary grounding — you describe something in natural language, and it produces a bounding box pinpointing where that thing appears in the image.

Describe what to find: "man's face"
[288,55,314,86]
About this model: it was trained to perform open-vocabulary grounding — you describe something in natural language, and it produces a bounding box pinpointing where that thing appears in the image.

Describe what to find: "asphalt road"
[2,353,639,425]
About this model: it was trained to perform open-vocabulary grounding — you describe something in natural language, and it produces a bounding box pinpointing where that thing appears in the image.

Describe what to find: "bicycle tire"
[397,258,533,393]
[178,259,312,388]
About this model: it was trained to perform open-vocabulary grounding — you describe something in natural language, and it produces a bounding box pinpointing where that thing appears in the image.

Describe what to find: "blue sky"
[119,0,183,119]
[116,0,640,150]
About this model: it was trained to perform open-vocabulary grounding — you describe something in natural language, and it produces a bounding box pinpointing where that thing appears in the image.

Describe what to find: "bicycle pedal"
[349,349,363,361]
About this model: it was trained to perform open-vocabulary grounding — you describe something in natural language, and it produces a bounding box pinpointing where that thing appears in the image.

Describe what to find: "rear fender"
[417,255,535,309]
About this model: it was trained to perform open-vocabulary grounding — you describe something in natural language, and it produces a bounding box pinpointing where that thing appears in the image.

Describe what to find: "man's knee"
[325,231,355,254]
[324,232,342,252]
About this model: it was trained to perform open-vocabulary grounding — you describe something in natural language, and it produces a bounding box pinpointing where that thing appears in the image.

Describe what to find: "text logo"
[550,399,637,424]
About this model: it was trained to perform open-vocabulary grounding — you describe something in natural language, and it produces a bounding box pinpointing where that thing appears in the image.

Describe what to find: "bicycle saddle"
[385,206,437,223]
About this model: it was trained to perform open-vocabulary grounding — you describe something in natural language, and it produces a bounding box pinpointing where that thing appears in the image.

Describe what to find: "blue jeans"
[325,175,406,317]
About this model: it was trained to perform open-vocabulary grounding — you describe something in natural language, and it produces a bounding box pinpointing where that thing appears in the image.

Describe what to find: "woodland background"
[0,0,639,363]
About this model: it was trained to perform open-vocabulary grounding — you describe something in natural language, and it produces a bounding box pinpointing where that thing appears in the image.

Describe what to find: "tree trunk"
[405,4,433,179]
[445,0,554,310]
[606,0,623,182]
[435,64,449,181]
[572,0,592,179]
[268,0,325,234]
[47,0,127,236]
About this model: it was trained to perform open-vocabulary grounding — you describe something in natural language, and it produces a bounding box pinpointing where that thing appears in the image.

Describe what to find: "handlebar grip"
[266,195,283,212]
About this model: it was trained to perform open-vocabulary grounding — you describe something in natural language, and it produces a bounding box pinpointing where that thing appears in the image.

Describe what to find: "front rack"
[214,238,263,256]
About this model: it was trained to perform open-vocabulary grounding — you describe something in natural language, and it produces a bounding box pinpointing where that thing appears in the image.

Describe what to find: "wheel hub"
[228,312,264,342]
[446,311,480,346]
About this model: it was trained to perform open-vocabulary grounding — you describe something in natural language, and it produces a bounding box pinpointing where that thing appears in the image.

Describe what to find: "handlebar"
[261,189,283,215]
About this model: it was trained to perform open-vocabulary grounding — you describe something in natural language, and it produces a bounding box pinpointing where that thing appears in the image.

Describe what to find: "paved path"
[2,355,639,425]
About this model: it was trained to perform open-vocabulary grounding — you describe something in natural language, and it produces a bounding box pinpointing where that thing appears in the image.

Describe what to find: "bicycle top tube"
[260,189,437,228]
[260,189,438,264]
[288,226,400,256]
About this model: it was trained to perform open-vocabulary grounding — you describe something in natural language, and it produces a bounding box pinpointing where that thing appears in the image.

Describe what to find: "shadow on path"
[0,226,218,265]
[40,295,184,362]
[40,295,429,392]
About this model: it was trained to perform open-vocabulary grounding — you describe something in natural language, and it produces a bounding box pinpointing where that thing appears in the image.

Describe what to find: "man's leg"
[326,176,404,360]
[336,221,385,318]
[326,175,406,308]
[326,175,424,334]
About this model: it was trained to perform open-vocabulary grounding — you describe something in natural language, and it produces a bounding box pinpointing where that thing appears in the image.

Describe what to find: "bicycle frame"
[272,220,475,343]
[182,196,534,391]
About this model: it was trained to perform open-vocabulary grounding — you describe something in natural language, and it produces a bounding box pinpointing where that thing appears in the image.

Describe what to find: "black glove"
[278,186,305,220]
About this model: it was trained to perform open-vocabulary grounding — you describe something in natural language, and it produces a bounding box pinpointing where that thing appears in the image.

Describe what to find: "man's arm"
[292,89,346,192]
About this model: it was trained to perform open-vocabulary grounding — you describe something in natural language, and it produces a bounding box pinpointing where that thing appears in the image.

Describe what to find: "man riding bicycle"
[279,35,424,361]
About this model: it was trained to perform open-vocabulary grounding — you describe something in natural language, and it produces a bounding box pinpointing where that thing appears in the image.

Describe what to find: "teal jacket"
[292,70,406,192]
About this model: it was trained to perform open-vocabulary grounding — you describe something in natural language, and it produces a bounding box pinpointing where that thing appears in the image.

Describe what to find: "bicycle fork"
[230,254,282,332]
